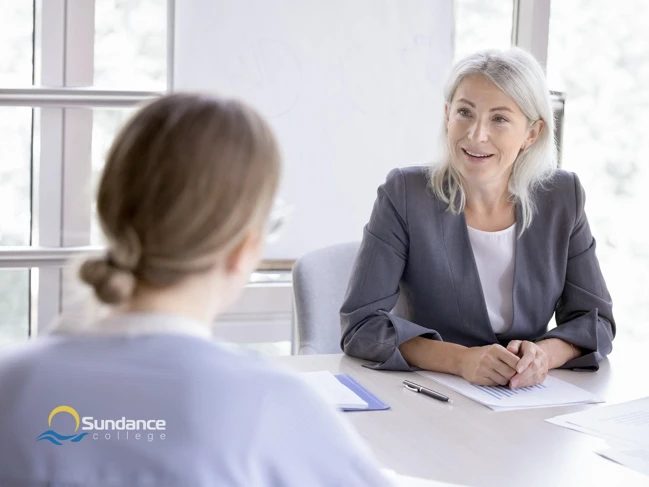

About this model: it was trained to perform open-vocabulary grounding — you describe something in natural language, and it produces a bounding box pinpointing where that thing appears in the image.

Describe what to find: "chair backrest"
[292,242,360,354]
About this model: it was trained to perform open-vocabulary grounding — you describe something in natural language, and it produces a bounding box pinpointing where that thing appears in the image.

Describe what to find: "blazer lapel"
[439,206,498,344]
[497,203,535,343]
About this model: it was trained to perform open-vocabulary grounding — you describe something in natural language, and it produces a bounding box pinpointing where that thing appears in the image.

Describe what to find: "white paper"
[547,397,649,447]
[597,447,649,477]
[382,469,471,486]
[545,415,620,441]
[300,371,368,410]
[417,371,603,411]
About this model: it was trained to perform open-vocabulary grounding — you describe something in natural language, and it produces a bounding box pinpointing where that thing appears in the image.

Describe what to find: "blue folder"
[334,374,390,411]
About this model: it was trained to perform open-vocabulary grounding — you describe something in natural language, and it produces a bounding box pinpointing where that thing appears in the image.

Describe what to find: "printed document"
[417,371,602,411]
[547,396,649,446]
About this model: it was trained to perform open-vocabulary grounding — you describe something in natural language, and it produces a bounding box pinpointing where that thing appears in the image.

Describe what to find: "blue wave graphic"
[37,430,78,441]
[37,430,88,446]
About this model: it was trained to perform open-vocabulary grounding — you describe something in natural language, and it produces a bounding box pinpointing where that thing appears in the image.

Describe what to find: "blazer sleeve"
[536,172,616,370]
[340,168,442,371]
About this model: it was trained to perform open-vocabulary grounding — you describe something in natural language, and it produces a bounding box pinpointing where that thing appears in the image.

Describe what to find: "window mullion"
[59,0,96,326]
[512,0,551,69]
[34,0,96,335]
[34,0,66,336]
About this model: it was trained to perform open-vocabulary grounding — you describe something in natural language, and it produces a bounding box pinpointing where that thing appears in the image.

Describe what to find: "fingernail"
[510,380,518,388]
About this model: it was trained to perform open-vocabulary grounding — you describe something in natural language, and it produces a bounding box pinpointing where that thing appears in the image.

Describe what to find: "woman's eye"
[493,116,508,123]
[457,108,471,117]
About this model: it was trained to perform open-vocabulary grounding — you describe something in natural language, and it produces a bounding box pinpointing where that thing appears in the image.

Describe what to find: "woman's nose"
[468,119,489,143]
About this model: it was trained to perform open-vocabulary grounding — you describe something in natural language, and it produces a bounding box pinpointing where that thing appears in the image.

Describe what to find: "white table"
[277,342,649,487]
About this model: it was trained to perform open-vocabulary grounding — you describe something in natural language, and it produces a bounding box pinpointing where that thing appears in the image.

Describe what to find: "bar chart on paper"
[473,382,548,400]
[417,371,603,411]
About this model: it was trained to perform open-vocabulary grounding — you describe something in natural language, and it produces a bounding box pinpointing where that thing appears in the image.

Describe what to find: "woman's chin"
[459,161,494,176]
[457,164,509,186]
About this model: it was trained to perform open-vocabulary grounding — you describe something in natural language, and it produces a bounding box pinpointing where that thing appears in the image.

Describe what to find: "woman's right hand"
[458,344,520,386]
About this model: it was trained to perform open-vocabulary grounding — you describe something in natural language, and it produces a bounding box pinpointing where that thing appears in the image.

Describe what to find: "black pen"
[403,380,453,404]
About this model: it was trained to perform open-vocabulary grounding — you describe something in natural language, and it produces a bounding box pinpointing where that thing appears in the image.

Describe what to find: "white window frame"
[39,0,95,333]
[511,0,551,68]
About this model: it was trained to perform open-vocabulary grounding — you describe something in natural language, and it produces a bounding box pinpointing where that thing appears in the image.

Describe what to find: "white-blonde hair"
[429,47,557,233]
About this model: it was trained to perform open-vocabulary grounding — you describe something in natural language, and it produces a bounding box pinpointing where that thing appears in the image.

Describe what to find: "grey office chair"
[292,242,360,354]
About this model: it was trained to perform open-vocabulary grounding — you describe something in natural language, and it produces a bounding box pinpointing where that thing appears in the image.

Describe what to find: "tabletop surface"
[276,341,648,487]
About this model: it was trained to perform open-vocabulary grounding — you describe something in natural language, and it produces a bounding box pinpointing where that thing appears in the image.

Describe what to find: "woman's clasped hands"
[459,340,550,389]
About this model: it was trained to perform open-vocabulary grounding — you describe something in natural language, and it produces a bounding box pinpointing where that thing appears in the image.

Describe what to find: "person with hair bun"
[0,94,391,486]
[341,48,615,389]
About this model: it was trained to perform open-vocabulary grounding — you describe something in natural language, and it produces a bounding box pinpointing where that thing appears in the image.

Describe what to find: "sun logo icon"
[37,406,88,446]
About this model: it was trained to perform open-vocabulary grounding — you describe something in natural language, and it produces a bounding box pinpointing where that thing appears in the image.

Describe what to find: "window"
[0,107,34,344]
[0,1,34,86]
[547,0,649,342]
[94,0,167,90]
[0,270,31,346]
[0,107,33,247]
[0,2,35,345]
[454,0,514,60]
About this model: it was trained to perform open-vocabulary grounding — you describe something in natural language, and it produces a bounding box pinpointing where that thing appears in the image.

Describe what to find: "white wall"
[174,0,454,260]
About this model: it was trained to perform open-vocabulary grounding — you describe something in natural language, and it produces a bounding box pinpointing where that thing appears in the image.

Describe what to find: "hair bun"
[79,256,136,305]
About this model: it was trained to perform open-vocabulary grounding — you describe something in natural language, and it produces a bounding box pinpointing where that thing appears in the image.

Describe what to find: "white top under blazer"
[467,223,517,335]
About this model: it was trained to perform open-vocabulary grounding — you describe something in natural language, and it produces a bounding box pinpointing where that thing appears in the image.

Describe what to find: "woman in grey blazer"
[341,48,615,390]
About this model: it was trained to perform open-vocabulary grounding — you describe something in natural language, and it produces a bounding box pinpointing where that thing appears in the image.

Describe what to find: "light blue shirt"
[0,313,390,486]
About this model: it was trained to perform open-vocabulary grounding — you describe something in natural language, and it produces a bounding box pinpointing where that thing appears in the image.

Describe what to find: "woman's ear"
[523,119,545,150]
[444,104,450,125]
[224,230,262,275]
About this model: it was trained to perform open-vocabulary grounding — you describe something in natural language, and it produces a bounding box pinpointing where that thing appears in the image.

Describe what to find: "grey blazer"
[340,166,615,371]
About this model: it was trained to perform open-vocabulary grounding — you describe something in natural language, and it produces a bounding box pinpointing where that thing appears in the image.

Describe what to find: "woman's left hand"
[505,340,550,389]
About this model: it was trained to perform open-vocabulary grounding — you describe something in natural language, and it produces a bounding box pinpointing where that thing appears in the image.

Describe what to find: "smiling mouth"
[462,148,494,160]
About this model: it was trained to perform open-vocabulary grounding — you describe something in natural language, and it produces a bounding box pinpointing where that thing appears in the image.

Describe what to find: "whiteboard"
[174,0,454,260]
